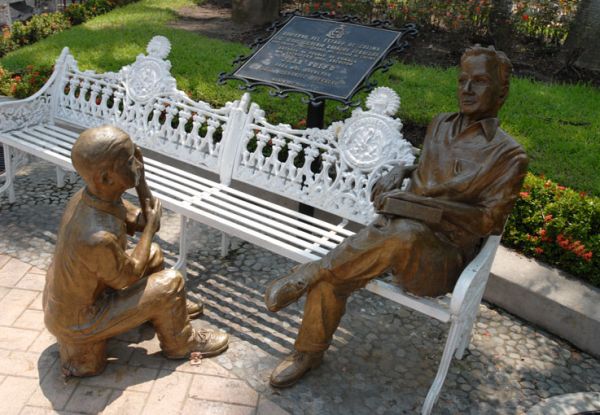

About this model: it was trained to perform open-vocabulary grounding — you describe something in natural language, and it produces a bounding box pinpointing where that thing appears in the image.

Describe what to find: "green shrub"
[86,0,114,15]
[504,173,600,286]
[4,13,71,49]
[64,4,92,25]
[0,36,15,56]
[26,13,71,44]
[9,21,30,46]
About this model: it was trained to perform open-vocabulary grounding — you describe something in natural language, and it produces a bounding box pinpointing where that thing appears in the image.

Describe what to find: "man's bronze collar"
[81,187,127,222]
[448,113,499,141]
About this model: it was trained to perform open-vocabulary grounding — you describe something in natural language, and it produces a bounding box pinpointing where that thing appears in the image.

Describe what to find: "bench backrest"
[234,94,415,225]
[43,36,415,225]
[48,36,241,177]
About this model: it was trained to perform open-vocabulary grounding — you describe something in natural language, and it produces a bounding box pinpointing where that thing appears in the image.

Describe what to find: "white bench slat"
[149,174,341,251]
[144,162,345,248]
[365,280,451,322]
[2,131,72,170]
[144,156,354,237]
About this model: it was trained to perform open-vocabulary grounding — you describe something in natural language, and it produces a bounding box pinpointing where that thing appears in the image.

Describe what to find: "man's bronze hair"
[72,125,131,184]
[460,45,512,89]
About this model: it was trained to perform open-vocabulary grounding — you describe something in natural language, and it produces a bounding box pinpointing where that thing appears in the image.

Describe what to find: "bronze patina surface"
[264,45,529,388]
[43,126,228,377]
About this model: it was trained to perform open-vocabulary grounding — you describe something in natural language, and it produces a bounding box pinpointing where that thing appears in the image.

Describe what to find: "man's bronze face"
[458,54,504,121]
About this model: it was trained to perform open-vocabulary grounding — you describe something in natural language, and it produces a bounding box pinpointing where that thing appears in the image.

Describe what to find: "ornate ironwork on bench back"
[51,36,237,175]
[235,87,415,225]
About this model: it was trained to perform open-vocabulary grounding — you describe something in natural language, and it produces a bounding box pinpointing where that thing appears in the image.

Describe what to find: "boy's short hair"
[72,125,132,184]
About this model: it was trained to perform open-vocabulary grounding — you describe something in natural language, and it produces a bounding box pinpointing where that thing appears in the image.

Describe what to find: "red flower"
[519,191,530,198]
[557,185,566,191]
[544,214,553,223]
[521,14,529,21]
[534,247,544,255]
[579,191,587,198]
[583,251,593,262]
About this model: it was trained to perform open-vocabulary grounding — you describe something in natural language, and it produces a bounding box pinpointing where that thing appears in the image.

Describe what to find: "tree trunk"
[563,0,600,71]
[232,0,281,27]
[488,0,513,54]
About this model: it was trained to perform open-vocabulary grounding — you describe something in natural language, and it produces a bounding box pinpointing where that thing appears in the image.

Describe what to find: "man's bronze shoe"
[264,263,321,312]
[186,298,204,319]
[269,351,324,388]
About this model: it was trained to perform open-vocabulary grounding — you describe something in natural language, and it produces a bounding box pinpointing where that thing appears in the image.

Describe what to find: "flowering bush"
[295,0,579,44]
[513,0,578,45]
[504,173,599,286]
[0,64,53,99]
[9,13,71,47]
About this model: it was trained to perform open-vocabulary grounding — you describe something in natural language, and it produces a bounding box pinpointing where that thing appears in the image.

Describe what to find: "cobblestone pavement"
[1,161,599,415]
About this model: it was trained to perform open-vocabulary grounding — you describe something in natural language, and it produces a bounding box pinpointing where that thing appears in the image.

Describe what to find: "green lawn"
[2,0,599,195]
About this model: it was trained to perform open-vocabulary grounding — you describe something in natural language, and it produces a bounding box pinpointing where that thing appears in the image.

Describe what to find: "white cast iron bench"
[0,36,501,414]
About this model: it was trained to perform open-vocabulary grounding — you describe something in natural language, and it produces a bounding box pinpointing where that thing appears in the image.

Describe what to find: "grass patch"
[1,0,599,196]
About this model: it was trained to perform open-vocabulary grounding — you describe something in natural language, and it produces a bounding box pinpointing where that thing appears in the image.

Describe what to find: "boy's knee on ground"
[58,340,107,377]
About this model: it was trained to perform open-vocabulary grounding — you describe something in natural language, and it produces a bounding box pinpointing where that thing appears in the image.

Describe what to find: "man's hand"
[370,165,416,203]
[145,197,162,234]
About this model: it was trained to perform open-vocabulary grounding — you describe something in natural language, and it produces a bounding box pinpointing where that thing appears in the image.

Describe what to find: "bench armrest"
[0,47,70,133]
[449,234,501,317]
[0,97,53,133]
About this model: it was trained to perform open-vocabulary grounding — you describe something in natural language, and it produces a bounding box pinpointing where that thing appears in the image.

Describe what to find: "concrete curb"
[484,245,600,358]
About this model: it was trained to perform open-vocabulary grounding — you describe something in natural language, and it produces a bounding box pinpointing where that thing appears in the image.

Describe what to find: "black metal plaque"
[232,16,402,101]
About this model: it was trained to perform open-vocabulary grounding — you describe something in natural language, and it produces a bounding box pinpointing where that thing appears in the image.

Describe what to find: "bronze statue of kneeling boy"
[43,125,228,377]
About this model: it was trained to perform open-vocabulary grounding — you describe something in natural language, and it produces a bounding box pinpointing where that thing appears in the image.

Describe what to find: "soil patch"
[170,1,267,44]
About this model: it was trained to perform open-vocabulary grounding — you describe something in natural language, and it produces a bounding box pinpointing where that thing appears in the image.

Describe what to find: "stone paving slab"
[0,161,599,414]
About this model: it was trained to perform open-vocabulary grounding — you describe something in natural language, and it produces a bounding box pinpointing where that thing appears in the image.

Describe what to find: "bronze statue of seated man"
[43,125,228,377]
[264,45,529,388]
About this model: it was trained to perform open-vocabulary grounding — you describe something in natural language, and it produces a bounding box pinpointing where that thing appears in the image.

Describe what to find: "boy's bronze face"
[109,139,141,192]
[458,54,505,121]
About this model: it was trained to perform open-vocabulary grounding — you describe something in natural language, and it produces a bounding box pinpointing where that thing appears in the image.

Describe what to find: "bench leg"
[220,233,231,257]
[0,144,16,203]
[421,318,462,415]
[56,167,66,188]
[454,314,476,360]
[173,216,189,279]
